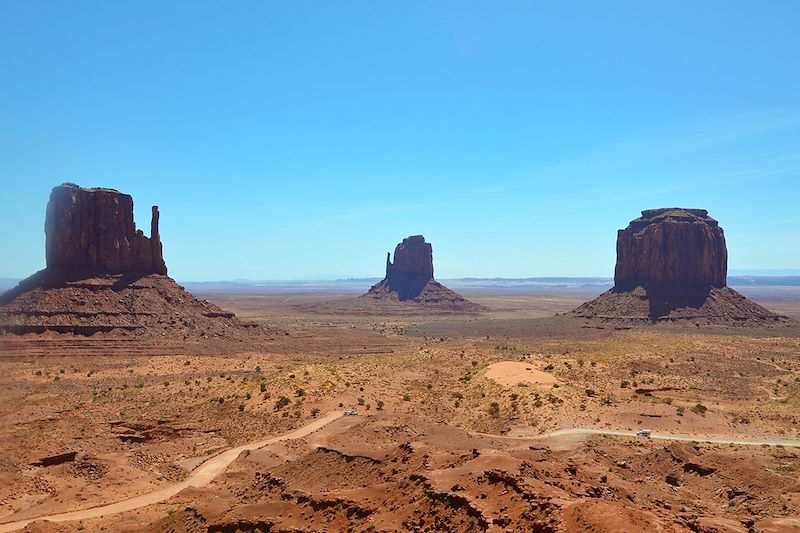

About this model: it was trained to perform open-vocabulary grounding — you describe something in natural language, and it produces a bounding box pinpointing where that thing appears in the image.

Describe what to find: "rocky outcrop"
[363,236,484,312]
[571,208,787,325]
[45,183,167,275]
[386,235,434,279]
[374,236,436,301]
[0,183,279,341]
[614,208,726,290]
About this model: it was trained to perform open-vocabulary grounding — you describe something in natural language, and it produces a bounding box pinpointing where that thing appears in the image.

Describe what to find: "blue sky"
[1,1,799,280]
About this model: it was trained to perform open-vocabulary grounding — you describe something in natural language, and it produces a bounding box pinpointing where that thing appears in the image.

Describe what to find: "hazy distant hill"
[180,276,800,295]
[3,276,799,298]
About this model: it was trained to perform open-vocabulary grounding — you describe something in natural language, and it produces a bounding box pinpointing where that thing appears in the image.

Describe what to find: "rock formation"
[614,208,726,290]
[363,235,483,312]
[0,183,275,340]
[571,208,787,325]
[45,183,167,275]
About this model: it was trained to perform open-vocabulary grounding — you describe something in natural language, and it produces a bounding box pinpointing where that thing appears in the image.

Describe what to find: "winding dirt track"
[0,411,343,533]
[473,427,800,448]
[3,415,799,532]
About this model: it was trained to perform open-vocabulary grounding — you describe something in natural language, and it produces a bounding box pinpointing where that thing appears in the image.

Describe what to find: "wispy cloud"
[449,106,800,204]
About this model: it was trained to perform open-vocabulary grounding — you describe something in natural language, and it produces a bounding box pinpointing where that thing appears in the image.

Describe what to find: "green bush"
[691,403,708,415]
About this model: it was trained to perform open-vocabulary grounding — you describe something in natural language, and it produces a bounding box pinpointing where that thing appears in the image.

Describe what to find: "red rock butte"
[0,183,275,340]
[614,208,727,290]
[571,208,787,325]
[363,235,483,312]
[45,183,167,275]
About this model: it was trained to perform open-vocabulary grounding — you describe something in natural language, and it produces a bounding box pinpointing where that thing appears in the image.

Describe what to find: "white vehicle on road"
[344,408,358,416]
[636,429,652,438]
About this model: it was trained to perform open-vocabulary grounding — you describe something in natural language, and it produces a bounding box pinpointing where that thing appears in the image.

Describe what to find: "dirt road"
[0,411,343,533]
[3,414,798,532]
[474,427,800,448]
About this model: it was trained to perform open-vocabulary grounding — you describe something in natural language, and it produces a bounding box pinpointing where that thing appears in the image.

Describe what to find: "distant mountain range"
[179,276,800,294]
[2,276,800,295]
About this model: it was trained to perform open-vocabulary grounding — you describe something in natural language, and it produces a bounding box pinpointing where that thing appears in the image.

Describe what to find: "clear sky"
[1,1,799,280]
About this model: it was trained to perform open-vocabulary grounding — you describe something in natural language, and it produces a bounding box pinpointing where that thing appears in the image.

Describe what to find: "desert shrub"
[296,388,305,397]
[238,403,245,412]
[260,383,267,393]
[676,406,685,416]
[585,389,596,397]
[691,403,708,415]
[402,393,411,401]
[275,396,290,409]
[488,402,500,418]
[311,408,320,416]
[543,363,554,372]
[620,380,630,388]
[376,400,384,410]
[452,392,463,400]
[245,392,251,400]
[358,397,365,405]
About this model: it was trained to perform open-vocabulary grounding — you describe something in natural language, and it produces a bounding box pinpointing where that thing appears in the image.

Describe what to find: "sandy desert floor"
[0,288,799,532]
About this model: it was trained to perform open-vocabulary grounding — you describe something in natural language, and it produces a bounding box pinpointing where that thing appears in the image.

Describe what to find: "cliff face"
[45,183,167,275]
[386,235,434,279]
[0,183,281,339]
[571,208,786,325]
[363,235,483,312]
[614,208,727,290]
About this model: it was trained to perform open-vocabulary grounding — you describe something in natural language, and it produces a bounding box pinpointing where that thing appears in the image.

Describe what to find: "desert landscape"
[2,5,799,531]
[1,284,799,532]
[1,187,799,532]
